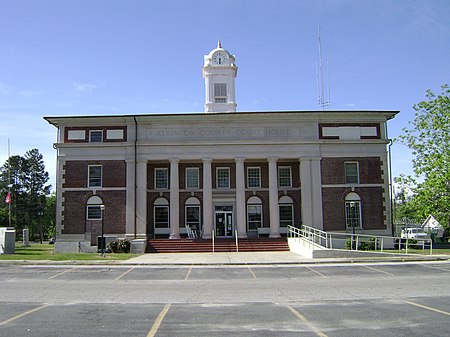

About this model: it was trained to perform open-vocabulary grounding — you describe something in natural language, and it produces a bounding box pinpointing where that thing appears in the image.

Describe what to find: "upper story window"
[278,166,292,188]
[247,167,261,188]
[155,168,169,189]
[216,167,230,189]
[345,162,359,184]
[88,165,102,188]
[186,168,199,189]
[89,130,103,143]
[214,83,227,103]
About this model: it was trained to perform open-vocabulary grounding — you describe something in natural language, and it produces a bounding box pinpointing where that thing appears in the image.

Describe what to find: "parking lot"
[1,261,449,336]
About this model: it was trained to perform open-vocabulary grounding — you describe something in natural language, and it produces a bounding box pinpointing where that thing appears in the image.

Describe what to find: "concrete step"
[146,238,289,253]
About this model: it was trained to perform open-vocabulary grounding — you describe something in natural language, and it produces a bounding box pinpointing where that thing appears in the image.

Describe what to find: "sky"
[0,0,449,190]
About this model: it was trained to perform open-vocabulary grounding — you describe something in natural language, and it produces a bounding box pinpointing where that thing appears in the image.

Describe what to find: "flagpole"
[7,139,11,227]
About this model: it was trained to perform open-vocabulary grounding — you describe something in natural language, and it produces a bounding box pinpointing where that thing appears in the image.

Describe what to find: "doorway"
[215,208,233,237]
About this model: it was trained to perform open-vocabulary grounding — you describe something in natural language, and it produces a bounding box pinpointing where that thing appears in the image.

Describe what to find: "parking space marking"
[248,267,257,279]
[114,267,135,281]
[403,300,450,317]
[0,304,48,327]
[306,266,327,278]
[361,264,394,276]
[48,268,73,280]
[420,263,450,272]
[287,305,328,337]
[184,267,192,280]
[146,304,171,337]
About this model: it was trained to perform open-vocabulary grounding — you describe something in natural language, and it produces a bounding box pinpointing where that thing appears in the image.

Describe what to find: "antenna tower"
[316,25,331,109]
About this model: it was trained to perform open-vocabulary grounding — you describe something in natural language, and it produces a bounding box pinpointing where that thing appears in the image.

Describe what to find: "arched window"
[185,197,201,231]
[86,196,103,220]
[345,192,362,229]
[154,197,169,228]
[247,196,263,230]
[279,196,294,227]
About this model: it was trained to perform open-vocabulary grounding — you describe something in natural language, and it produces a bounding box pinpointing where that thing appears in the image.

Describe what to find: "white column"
[268,157,280,238]
[300,157,323,230]
[169,158,180,239]
[202,158,213,239]
[135,161,147,237]
[235,157,247,238]
[125,159,136,238]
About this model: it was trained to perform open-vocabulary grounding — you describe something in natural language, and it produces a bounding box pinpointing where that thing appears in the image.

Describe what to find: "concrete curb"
[0,254,449,267]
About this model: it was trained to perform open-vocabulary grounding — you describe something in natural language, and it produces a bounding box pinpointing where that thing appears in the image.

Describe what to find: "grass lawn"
[0,243,139,261]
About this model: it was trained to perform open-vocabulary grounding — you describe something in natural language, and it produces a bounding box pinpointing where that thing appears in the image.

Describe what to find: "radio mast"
[317,25,331,110]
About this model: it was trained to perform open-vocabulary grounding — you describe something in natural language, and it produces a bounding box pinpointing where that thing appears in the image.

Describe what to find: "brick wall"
[321,157,383,185]
[64,160,126,188]
[322,187,385,231]
[62,190,126,244]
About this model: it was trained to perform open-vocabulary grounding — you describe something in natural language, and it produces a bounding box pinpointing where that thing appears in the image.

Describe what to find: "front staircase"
[146,237,289,253]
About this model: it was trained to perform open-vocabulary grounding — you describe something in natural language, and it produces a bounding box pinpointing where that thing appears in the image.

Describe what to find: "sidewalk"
[120,251,450,266]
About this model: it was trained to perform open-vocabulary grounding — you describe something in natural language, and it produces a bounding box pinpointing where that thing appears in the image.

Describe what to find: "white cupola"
[202,40,238,113]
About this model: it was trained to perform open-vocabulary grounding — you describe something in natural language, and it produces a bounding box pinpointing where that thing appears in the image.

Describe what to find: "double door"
[215,211,233,237]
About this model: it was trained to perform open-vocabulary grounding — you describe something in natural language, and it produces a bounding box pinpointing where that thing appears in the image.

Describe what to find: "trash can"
[97,236,106,252]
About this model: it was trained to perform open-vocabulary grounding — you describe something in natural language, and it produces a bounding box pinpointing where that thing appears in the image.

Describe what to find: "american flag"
[5,192,11,204]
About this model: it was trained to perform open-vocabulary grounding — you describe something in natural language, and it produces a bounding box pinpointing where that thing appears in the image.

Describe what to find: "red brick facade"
[321,157,385,231]
[62,160,127,243]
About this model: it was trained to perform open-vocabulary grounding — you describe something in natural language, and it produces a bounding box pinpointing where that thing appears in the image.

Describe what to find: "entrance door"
[215,211,233,237]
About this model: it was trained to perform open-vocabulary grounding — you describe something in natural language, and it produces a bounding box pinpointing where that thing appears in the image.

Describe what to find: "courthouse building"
[45,43,397,250]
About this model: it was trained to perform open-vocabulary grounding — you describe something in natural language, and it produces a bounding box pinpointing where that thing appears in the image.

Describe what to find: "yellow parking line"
[48,268,73,280]
[288,305,328,337]
[361,264,394,276]
[403,300,450,317]
[114,267,135,281]
[184,266,193,280]
[306,266,327,278]
[0,304,48,327]
[147,304,171,337]
[248,267,257,279]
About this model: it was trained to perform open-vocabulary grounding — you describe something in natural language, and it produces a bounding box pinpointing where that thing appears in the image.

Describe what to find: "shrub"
[107,239,130,253]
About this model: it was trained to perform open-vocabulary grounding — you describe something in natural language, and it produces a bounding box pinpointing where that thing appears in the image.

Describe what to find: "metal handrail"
[287,225,433,255]
[235,230,239,252]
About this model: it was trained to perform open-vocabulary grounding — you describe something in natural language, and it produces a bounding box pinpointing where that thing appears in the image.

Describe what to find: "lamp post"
[37,205,44,244]
[100,204,105,257]
[349,202,356,250]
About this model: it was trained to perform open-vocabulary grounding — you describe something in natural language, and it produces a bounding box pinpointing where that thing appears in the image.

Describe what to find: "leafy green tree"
[397,84,450,228]
[0,149,52,240]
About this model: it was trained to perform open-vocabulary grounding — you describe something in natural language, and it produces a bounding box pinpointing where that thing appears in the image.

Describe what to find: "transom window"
[89,130,103,143]
[155,168,169,189]
[214,83,227,103]
[247,167,261,188]
[186,168,199,189]
[88,165,102,188]
[86,196,103,220]
[216,167,230,189]
[278,166,292,188]
[345,192,362,229]
[345,162,359,184]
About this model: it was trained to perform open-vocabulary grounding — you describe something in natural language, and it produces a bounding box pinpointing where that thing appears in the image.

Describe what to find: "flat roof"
[44,110,399,127]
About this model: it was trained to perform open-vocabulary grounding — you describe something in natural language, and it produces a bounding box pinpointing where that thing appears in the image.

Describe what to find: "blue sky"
[0,0,449,189]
